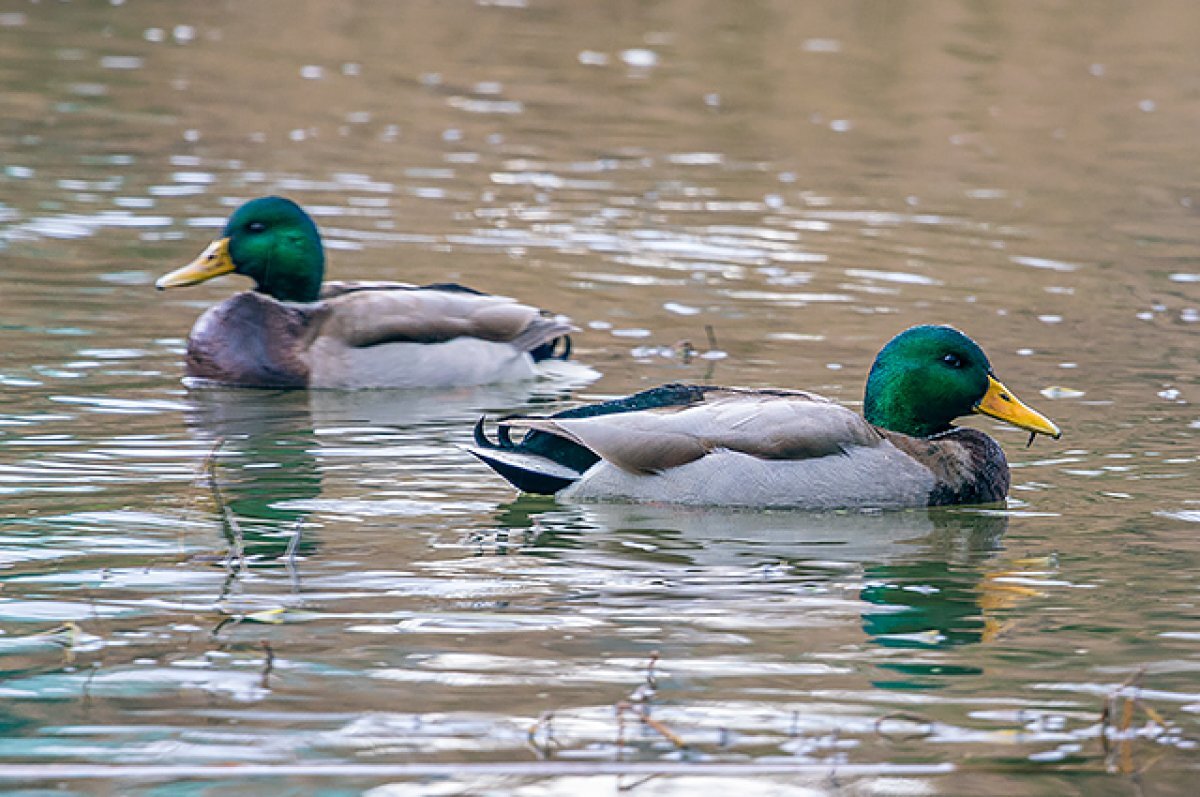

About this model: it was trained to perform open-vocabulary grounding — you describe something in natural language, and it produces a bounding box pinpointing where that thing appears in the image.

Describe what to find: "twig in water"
[704,324,718,351]
[285,519,303,592]
[527,711,556,760]
[81,661,99,711]
[204,439,245,574]
[1097,666,1189,775]
[615,701,629,761]
[260,640,275,689]
[1101,667,1145,759]
[645,650,659,691]
[615,653,689,755]
[285,520,302,562]
[640,713,687,750]
[42,621,83,665]
[210,613,242,639]
[617,773,660,792]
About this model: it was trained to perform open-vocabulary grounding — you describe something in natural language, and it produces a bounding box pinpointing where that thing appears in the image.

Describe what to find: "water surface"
[1,2,1198,794]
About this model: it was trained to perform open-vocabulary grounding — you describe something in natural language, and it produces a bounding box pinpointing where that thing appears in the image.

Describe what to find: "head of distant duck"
[863,325,1060,440]
[156,196,325,303]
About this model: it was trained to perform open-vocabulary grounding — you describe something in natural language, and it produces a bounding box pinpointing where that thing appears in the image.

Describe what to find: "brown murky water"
[1,2,1198,794]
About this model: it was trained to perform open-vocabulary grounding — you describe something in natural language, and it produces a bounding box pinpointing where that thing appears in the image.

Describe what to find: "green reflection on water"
[862,511,1008,688]
[185,388,320,560]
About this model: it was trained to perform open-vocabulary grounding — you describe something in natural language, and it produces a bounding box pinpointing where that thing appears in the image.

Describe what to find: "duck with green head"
[156,196,572,389]
[469,325,1061,508]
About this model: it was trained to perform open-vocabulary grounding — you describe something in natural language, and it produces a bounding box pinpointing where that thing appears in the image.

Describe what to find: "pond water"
[1,1,1198,794]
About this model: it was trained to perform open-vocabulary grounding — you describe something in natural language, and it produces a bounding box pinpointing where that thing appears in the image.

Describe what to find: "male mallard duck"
[469,325,1061,509]
[156,196,572,389]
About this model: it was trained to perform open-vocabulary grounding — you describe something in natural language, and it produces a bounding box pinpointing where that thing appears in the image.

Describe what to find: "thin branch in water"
[285,519,303,593]
[211,613,242,639]
[615,701,629,761]
[260,640,275,689]
[204,438,245,575]
[1102,666,1145,752]
[640,712,687,751]
[617,773,659,792]
[527,711,556,760]
[644,650,659,691]
[614,653,688,755]
[81,661,99,711]
[285,520,302,562]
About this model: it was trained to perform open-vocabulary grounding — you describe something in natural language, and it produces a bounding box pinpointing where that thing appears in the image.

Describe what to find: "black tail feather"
[469,386,714,495]
[530,334,572,363]
[468,447,579,495]
[473,416,496,449]
[472,415,520,450]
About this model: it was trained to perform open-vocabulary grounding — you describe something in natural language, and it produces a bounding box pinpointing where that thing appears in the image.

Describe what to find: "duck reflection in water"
[183,367,599,562]
[488,500,1025,688]
[857,510,1011,689]
[185,387,322,563]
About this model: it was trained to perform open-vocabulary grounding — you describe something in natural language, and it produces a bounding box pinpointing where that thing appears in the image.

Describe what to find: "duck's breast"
[185,292,310,388]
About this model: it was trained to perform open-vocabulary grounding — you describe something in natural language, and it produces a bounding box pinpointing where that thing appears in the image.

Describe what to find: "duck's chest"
[883,428,1010,506]
[184,294,310,388]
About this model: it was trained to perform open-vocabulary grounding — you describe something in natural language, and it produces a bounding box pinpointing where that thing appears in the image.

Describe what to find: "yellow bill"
[155,238,235,290]
[974,375,1061,439]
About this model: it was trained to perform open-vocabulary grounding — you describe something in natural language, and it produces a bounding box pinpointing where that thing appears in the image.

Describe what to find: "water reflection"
[182,365,598,558]
[860,511,1008,689]
[184,387,319,561]
[495,500,1014,686]
[494,499,1003,564]
[1,0,1198,789]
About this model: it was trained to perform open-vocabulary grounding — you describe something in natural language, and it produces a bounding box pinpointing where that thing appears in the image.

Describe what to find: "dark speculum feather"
[552,382,710,420]
[419,281,488,296]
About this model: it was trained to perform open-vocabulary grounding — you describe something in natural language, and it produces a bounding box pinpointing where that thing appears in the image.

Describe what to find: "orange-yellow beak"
[155,237,235,290]
[974,375,1061,439]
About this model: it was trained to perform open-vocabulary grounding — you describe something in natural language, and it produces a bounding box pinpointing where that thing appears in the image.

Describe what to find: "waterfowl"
[156,196,572,389]
[469,325,1061,509]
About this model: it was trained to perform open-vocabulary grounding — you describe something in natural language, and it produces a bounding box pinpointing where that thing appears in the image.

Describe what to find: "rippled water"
[1,2,1198,794]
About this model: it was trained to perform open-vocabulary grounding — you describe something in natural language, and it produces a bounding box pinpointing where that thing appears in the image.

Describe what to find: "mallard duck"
[155,196,572,389]
[469,325,1061,509]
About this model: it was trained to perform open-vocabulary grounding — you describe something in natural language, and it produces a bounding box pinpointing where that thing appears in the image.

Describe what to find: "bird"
[469,325,1061,509]
[155,196,572,389]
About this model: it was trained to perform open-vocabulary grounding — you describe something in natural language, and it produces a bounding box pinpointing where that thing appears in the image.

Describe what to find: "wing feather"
[506,391,882,475]
[314,289,571,352]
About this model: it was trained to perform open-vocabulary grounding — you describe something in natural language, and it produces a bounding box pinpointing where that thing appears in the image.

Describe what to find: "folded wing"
[316,287,572,353]
[505,389,883,474]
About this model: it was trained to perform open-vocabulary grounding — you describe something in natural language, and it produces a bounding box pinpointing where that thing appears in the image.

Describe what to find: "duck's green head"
[863,324,1060,440]
[156,196,324,303]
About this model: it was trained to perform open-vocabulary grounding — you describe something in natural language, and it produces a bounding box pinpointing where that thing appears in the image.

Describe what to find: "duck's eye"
[942,353,964,368]
[247,222,266,233]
